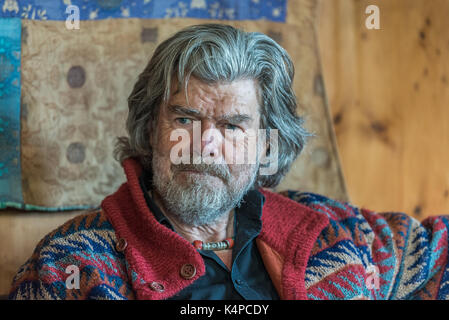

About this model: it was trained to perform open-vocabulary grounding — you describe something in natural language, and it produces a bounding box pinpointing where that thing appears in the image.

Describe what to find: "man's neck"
[151,190,235,244]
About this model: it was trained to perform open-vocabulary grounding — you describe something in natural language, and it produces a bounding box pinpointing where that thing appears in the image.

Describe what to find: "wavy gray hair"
[114,23,312,188]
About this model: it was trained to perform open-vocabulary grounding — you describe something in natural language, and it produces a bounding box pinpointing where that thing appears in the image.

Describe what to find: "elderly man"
[9,24,449,300]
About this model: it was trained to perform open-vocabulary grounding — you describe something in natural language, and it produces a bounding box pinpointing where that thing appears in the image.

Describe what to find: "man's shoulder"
[273,190,382,245]
[9,209,127,299]
[34,208,118,255]
[264,189,348,219]
[278,190,366,221]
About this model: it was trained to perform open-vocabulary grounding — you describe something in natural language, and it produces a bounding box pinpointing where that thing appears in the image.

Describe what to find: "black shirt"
[139,170,280,300]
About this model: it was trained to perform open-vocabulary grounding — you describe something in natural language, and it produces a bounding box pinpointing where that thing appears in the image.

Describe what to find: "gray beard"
[151,153,259,227]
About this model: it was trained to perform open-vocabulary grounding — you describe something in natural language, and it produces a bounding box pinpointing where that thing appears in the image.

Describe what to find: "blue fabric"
[0,0,287,22]
[0,18,22,205]
[139,171,280,300]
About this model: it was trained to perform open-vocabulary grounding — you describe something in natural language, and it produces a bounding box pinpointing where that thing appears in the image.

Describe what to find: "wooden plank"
[318,0,449,218]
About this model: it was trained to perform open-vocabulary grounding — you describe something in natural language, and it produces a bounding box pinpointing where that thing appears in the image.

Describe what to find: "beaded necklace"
[193,208,236,251]
[192,237,235,251]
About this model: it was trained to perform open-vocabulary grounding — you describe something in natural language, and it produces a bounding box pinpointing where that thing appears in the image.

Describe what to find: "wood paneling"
[0,210,82,296]
[318,0,449,218]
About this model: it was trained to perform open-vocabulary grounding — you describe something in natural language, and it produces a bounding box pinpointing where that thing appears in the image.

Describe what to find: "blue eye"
[176,118,192,125]
[225,123,239,130]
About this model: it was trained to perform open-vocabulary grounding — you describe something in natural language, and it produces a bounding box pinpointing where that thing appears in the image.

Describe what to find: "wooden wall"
[318,0,449,219]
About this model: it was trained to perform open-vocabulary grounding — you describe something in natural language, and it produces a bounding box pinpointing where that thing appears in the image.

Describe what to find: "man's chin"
[155,183,233,226]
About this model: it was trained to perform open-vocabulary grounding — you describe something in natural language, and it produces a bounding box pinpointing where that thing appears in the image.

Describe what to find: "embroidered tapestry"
[0,0,348,210]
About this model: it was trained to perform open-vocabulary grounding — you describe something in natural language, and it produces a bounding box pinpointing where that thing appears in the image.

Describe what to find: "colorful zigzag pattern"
[9,191,449,300]
[285,192,449,300]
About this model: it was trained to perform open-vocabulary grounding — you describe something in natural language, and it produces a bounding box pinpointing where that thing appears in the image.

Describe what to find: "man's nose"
[194,121,223,160]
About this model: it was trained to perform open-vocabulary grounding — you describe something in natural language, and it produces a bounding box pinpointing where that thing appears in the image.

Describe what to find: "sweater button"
[115,238,127,252]
[149,281,165,292]
[180,264,196,280]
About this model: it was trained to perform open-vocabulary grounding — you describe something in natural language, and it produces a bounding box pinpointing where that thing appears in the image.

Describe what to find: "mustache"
[172,163,232,182]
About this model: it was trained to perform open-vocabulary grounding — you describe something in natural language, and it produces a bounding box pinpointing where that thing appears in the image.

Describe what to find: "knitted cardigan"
[9,158,449,300]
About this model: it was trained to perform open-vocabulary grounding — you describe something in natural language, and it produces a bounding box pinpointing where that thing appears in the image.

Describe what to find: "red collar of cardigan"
[101,158,329,300]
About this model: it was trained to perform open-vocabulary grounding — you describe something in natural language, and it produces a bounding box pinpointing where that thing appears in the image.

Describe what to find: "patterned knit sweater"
[9,158,449,300]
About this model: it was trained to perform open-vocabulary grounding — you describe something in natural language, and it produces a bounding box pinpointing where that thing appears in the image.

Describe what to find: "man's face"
[150,77,264,226]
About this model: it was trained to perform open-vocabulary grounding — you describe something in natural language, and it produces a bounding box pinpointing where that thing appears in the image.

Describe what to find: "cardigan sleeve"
[8,234,75,300]
[357,207,449,299]
[8,211,133,300]
[285,191,449,300]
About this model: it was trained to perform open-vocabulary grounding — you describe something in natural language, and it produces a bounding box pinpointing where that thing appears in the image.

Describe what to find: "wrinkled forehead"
[163,76,262,122]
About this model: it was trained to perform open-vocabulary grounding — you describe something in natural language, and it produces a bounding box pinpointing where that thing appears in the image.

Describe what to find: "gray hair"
[114,23,312,188]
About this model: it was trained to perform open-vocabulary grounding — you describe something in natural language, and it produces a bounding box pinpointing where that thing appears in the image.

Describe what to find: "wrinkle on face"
[149,77,266,227]
[152,77,263,179]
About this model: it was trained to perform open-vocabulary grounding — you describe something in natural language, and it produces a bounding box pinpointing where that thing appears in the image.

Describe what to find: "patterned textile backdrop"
[0,0,286,21]
[0,0,348,210]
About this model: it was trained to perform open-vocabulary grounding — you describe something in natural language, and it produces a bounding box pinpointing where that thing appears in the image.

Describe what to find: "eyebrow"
[217,113,253,124]
[167,104,254,124]
[168,104,201,117]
